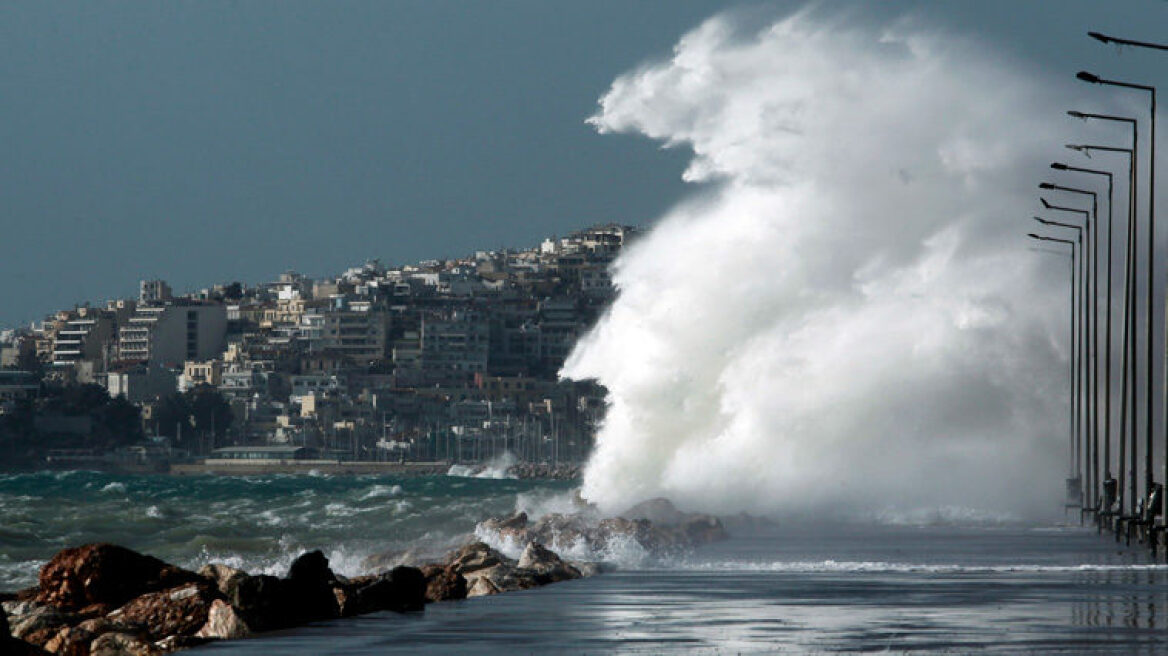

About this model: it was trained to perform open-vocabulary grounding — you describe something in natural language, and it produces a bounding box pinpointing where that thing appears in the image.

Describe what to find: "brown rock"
[194,599,250,640]
[88,632,158,656]
[517,542,580,584]
[8,603,79,643]
[446,542,506,575]
[465,576,500,598]
[43,624,95,656]
[419,564,467,603]
[464,564,539,595]
[106,583,219,642]
[37,544,202,612]
[25,627,62,648]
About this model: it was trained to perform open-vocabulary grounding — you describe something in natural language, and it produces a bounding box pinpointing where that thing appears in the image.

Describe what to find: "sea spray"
[563,9,1118,519]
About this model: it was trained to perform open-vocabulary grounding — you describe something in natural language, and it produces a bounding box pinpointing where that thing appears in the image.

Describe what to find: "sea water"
[3,471,1166,654]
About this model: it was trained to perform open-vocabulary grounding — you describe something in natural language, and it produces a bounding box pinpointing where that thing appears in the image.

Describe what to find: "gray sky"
[1,1,1164,329]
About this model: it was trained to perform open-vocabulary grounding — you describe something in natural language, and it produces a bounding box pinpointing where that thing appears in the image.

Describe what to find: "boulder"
[517,542,581,584]
[527,514,591,552]
[196,564,248,599]
[465,576,501,598]
[8,603,79,643]
[338,567,426,616]
[679,515,728,545]
[287,550,335,589]
[620,497,688,525]
[446,542,506,575]
[463,564,540,595]
[42,624,97,656]
[37,544,202,612]
[89,632,158,656]
[194,599,251,640]
[283,551,341,623]
[477,512,530,546]
[106,582,220,642]
[419,564,467,603]
[225,575,289,632]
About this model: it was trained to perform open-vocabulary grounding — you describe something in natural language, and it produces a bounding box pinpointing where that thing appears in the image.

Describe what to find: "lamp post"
[1034,220,1085,510]
[1068,139,1138,518]
[1041,196,1097,509]
[1030,232,1081,507]
[1076,71,1157,507]
[1052,163,1117,512]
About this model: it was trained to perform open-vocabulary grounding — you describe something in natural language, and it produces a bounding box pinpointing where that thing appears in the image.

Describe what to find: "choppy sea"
[2,471,1166,654]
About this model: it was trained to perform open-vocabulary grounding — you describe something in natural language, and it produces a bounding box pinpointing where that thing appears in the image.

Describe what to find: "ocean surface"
[2,471,1167,654]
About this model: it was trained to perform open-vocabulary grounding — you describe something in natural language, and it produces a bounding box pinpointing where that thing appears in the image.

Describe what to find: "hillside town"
[0,224,636,471]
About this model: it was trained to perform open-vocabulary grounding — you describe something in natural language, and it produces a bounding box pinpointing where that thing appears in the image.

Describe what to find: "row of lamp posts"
[1028,31,1163,550]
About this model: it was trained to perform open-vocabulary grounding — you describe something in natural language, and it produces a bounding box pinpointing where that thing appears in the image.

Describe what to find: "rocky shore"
[1,499,726,655]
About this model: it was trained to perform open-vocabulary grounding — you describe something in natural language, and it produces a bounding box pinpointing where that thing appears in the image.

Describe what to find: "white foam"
[360,484,403,500]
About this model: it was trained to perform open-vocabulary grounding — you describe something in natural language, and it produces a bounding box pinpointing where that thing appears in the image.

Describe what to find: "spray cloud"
[563,9,1095,519]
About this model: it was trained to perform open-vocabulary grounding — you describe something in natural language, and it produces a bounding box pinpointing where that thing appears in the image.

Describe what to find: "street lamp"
[1028,230,1081,479]
[1034,219,1086,507]
[1052,163,1118,512]
[1077,71,1157,504]
[1066,137,1139,519]
[1088,32,1168,51]
[1041,195,1098,510]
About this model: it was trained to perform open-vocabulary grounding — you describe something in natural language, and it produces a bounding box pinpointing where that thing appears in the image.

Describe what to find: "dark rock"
[0,636,50,655]
[287,550,335,588]
[340,567,426,616]
[225,575,289,632]
[1,606,8,637]
[36,544,202,612]
[106,582,220,642]
[283,551,341,623]
[419,564,466,603]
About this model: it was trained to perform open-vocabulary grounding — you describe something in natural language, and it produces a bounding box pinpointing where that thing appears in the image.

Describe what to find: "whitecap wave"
[360,484,404,500]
